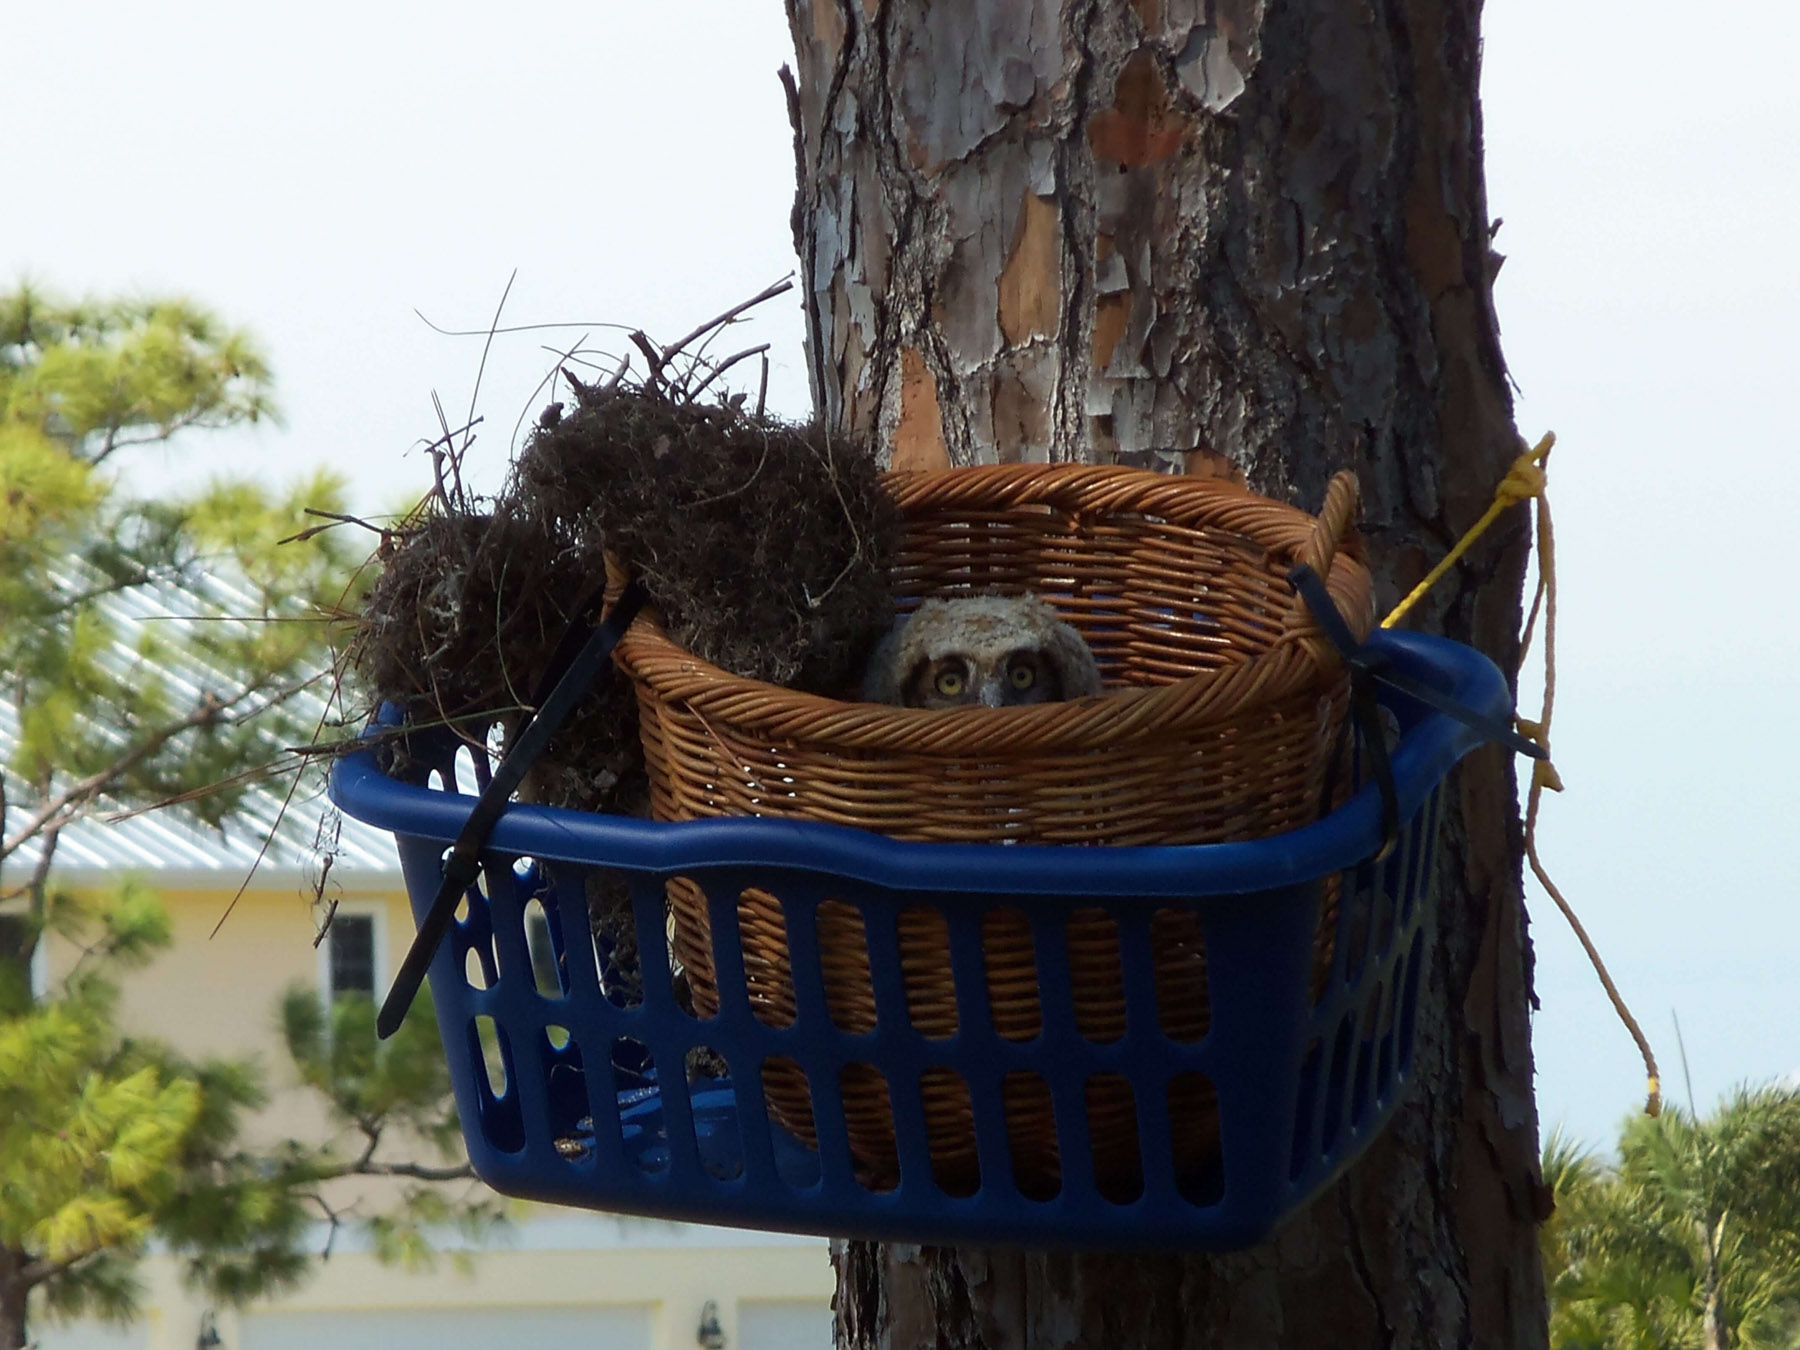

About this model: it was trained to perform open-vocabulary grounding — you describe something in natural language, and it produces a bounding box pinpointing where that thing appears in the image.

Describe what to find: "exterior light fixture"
[696,1299,726,1349]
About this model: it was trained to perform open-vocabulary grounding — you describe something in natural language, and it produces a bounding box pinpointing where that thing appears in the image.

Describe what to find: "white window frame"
[29,927,49,999]
[315,898,388,1008]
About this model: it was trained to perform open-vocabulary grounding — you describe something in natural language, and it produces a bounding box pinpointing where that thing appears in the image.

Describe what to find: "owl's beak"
[977,681,1007,708]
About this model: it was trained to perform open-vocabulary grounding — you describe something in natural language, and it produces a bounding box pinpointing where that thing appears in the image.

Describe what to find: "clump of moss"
[348,380,896,818]
[343,300,899,1012]
[511,381,895,695]
[349,502,644,816]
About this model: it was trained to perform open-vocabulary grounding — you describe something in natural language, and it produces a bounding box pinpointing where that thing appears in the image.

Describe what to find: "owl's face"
[904,647,1064,709]
[859,593,1106,710]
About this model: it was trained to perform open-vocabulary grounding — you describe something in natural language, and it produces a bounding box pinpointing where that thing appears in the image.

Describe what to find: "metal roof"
[1,564,401,882]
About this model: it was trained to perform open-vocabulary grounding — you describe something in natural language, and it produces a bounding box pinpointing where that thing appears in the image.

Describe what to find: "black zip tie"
[376,579,651,1039]
[1287,562,1546,863]
[1354,658,1402,863]
[1286,565,1548,762]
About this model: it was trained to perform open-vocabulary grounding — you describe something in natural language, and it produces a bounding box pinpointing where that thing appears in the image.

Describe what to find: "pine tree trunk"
[782,0,1549,1345]
[0,1249,28,1350]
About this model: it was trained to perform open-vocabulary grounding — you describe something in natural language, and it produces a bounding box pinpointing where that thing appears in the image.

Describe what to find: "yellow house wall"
[36,873,832,1350]
[52,875,410,1059]
[110,1232,833,1350]
[45,875,417,1148]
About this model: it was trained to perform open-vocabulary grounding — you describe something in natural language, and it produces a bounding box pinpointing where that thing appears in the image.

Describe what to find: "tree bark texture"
[0,1249,27,1350]
[783,0,1547,1346]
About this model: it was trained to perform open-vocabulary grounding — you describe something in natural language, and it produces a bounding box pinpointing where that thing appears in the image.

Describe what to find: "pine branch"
[39,566,162,620]
[302,1192,354,1261]
[0,674,309,865]
[324,1122,474,1185]
[87,407,219,468]
[22,824,59,918]
[0,697,230,862]
[345,1160,478,1184]
[18,1247,102,1292]
[352,1122,382,1171]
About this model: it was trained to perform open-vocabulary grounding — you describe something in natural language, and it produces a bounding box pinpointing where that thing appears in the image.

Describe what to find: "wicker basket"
[606,463,1375,1192]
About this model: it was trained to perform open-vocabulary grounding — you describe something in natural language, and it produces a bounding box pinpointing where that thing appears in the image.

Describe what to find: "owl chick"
[860,593,1105,709]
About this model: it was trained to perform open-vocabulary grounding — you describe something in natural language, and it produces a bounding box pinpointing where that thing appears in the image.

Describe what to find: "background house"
[12,579,832,1350]
[31,849,834,1350]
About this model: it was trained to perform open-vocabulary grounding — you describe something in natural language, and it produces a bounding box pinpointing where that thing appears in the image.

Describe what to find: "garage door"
[738,1300,832,1350]
[241,1304,652,1350]
[33,1322,147,1350]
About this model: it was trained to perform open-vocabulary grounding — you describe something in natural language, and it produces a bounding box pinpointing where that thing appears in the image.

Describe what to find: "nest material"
[349,378,897,1015]
[348,384,898,820]
[350,504,644,816]
[512,384,896,694]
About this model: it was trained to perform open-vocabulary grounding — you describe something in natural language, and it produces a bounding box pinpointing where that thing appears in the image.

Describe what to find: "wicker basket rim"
[606,464,1374,756]
[882,460,1321,521]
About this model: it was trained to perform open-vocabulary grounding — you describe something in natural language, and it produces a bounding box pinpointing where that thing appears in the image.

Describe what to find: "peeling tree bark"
[783,0,1548,1345]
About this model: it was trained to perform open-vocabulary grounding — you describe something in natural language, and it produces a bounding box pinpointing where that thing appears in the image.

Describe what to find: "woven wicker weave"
[606,464,1375,1192]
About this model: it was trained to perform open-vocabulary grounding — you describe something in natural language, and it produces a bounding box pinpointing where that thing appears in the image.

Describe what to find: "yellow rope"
[1381,432,1661,1117]
[1381,434,1554,631]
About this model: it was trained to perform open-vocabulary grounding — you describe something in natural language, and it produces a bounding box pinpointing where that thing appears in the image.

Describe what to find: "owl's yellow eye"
[934,668,965,697]
[1008,663,1036,690]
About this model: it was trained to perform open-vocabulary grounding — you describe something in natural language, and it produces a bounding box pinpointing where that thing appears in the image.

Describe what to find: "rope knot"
[1496,455,1548,506]
[1379,431,1557,632]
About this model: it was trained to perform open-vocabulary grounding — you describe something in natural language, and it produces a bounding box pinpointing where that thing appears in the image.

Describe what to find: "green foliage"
[280,986,462,1154]
[0,887,206,1334]
[0,285,481,1346]
[275,988,504,1274]
[0,284,361,855]
[36,1248,141,1327]
[1543,1087,1800,1349]
[0,288,275,464]
[3,894,491,1335]
[0,898,200,1272]
[144,1048,317,1309]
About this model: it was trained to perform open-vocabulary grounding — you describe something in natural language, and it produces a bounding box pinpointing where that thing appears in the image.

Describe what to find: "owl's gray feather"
[860,594,1103,708]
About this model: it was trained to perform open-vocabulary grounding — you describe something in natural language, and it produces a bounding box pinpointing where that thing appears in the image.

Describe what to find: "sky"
[6,0,1796,1153]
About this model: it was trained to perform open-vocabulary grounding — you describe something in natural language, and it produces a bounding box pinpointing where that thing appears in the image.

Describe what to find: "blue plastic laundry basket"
[330,629,1506,1249]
